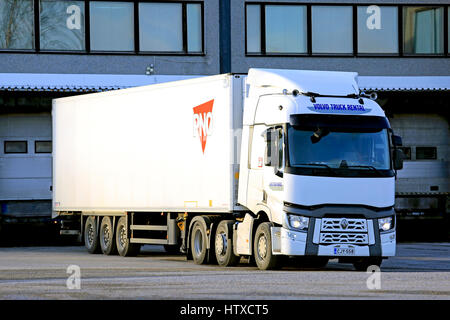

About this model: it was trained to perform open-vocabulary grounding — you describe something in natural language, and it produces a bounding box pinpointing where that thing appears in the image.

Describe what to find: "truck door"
[263,127,285,218]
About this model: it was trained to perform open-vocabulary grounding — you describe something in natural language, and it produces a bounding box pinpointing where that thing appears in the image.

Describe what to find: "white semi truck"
[52,69,404,270]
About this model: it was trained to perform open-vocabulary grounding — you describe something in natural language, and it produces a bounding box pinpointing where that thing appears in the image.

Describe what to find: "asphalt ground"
[0,243,448,300]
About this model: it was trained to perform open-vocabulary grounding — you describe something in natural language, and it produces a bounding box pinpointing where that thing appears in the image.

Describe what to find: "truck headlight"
[378,217,394,232]
[287,215,309,231]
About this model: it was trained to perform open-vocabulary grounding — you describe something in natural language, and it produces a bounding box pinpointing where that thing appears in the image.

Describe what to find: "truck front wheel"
[116,217,140,257]
[84,216,100,254]
[214,220,240,267]
[253,222,280,270]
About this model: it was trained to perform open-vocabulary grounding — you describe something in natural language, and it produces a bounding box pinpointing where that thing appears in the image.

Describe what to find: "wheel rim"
[193,228,203,257]
[102,224,110,248]
[215,232,227,257]
[118,225,127,249]
[257,234,267,260]
[87,223,95,246]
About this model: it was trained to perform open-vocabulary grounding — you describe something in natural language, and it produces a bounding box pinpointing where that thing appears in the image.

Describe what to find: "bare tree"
[0,0,34,49]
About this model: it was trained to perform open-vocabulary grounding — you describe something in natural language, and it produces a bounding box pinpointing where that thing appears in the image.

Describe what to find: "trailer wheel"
[253,222,280,270]
[190,221,208,264]
[353,258,382,271]
[214,220,240,267]
[84,216,101,254]
[116,217,140,257]
[100,216,117,255]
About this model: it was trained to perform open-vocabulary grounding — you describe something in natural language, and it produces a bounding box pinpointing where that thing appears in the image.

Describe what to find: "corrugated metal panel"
[0,73,200,92]
[358,76,450,92]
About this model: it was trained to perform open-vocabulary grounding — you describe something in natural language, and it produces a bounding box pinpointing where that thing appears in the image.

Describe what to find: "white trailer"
[53,69,404,270]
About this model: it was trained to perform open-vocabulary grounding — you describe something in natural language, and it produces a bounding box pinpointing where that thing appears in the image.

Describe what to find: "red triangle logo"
[193,99,214,153]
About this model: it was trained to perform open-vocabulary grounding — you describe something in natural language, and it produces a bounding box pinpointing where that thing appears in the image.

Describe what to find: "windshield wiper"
[344,165,384,176]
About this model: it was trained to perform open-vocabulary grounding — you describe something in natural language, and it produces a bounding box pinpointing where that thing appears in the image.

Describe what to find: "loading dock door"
[0,113,52,201]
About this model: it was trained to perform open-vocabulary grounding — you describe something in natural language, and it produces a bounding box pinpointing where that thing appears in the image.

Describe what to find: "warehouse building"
[0,0,449,239]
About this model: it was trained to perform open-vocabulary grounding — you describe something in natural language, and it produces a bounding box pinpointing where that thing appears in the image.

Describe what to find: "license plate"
[334,247,355,256]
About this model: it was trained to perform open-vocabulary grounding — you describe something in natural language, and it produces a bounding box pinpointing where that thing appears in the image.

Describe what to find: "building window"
[416,147,437,160]
[357,6,398,54]
[265,5,307,54]
[4,141,28,154]
[186,3,202,53]
[89,1,134,51]
[139,3,182,52]
[246,4,261,53]
[39,0,85,51]
[0,0,204,55]
[399,147,411,160]
[403,6,444,55]
[312,6,353,54]
[0,0,34,49]
[35,140,52,153]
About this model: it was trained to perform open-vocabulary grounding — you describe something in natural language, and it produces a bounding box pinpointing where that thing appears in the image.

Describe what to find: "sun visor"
[289,114,391,131]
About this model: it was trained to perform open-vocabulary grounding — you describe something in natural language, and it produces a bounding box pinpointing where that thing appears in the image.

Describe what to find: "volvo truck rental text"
[52,69,404,270]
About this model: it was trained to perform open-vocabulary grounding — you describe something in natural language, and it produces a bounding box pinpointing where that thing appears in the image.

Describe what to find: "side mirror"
[392,135,403,147]
[393,149,404,170]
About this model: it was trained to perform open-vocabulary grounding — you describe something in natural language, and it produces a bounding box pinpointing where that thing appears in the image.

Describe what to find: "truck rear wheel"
[214,220,240,267]
[100,216,117,255]
[84,216,101,254]
[253,222,280,270]
[190,221,208,264]
[116,216,140,257]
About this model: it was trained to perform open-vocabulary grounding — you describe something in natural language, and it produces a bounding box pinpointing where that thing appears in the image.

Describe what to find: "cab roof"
[247,68,359,97]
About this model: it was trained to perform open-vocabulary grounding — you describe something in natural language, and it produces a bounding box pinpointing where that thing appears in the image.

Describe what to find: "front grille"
[321,218,367,232]
[320,233,368,244]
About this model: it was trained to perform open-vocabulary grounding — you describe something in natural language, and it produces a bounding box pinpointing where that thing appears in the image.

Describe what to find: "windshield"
[287,125,391,175]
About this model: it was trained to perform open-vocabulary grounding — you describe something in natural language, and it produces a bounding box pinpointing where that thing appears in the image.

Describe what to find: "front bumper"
[271,219,396,257]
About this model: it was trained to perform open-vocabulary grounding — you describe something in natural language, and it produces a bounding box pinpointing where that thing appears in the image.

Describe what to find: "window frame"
[0,0,204,55]
[399,146,412,160]
[355,4,400,56]
[245,2,449,58]
[34,140,52,154]
[402,5,446,56]
[4,141,28,154]
[415,146,438,160]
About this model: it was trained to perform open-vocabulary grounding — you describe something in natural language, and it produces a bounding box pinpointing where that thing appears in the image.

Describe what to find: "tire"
[353,257,382,271]
[99,216,117,255]
[84,216,101,254]
[214,220,240,267]
[253,222,280,270]
[190,221,208,265]
[115,216,140,257]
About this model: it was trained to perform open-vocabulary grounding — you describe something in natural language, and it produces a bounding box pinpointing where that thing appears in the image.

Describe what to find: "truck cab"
[237,69,403,270]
